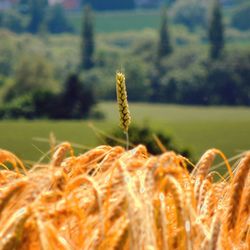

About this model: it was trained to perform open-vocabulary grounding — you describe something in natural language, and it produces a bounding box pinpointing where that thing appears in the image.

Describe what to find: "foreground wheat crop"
[0,143,249,250]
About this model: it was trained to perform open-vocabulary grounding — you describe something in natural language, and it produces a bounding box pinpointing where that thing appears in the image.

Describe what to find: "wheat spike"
[194,149,216,202]
[198,174,213,212]
[239,173,250,219]
[160,175,187,248]
[50,142,72,167]
[116,72,131,133]
[226,152,250,231]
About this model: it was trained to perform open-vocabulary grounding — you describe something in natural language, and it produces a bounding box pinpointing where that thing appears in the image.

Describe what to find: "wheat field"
[0,142,249,250]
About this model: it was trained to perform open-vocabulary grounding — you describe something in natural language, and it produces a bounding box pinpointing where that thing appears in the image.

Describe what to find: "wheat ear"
[160,175,187,248]
[116,72,131,150]
[193,149,216,202]
[50,142,72,167]
[226,152,250,231]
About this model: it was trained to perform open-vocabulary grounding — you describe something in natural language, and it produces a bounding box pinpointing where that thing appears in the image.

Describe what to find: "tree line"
[80,1,250,106]
[0,0,73,34]
[0,73,95,119]
[0,0,249,120]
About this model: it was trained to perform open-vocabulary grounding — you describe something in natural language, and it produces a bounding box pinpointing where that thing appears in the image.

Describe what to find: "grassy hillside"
[0,103,249,163]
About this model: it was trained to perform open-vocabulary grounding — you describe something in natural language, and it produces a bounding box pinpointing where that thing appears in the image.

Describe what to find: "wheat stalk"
[0,179,27,214]
[208,215,221,250]
[116,71,131,150]
[0,207,30,250]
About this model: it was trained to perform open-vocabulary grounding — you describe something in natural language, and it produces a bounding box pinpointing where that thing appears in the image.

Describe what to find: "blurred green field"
[0,102,249,164]
[66,7,242,34]
[67,10,160,33]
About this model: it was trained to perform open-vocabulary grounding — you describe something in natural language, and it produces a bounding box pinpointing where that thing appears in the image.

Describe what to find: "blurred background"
[0,0,249,164]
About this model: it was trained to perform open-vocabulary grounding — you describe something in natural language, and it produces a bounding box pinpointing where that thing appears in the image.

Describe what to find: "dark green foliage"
[0,0,75,34]
[27,0,48,33]
[124,60,150,102]
[18,0,30,14]
[152,7,172,102]
[32,89,59,118]
[231,3,250,31]
[208,0,224,59]
[0,94,35,119]
[206,52,250,105]
[0,11,26,33]
[81,5,95,70]
[55,73,96,119]
[74,46,250,106]
[47,4,73,34]
[103,124,192,158]
[149,67,163,102]
[0,73,96,119]
[0,41,16,76]
[0,10,250,109]
[3,56,54,102]
[146,46,250,105]
[157,7,172,60]
[0,89,60,119]
[172,0,207,31]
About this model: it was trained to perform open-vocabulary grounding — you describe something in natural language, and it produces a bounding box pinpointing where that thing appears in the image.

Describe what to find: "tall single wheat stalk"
[116,71,131,150]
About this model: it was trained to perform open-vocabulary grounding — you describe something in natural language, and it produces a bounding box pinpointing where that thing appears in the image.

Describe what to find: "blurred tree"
[149,67,164,102]
[125,60,150,102]
[18,0,30,14]
[151,7,172,103]
[81,5,95,70]
[172,0,207,31]
[157,7,172,60]
[206,51,250,105]
[208,0,224,59]
[0,72,97,119]
[32,89,59,118]
[3,56,54,102]
[0,94,35,119]
[0,11,26,33]
[57,73,96,119]
[47,4,73,33]
[27,0,48,33]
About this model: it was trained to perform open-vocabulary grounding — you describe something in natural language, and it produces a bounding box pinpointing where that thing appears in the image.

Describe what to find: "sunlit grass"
[0,102,249,161]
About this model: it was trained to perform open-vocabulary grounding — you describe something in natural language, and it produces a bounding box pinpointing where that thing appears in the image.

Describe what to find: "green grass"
[67,10,160,33]
[99,102,250,159]
[67,6,243,34]
[0,103,249,164]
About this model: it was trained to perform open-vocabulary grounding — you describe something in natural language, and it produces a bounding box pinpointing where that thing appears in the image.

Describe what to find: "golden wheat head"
[116,72,131,132]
